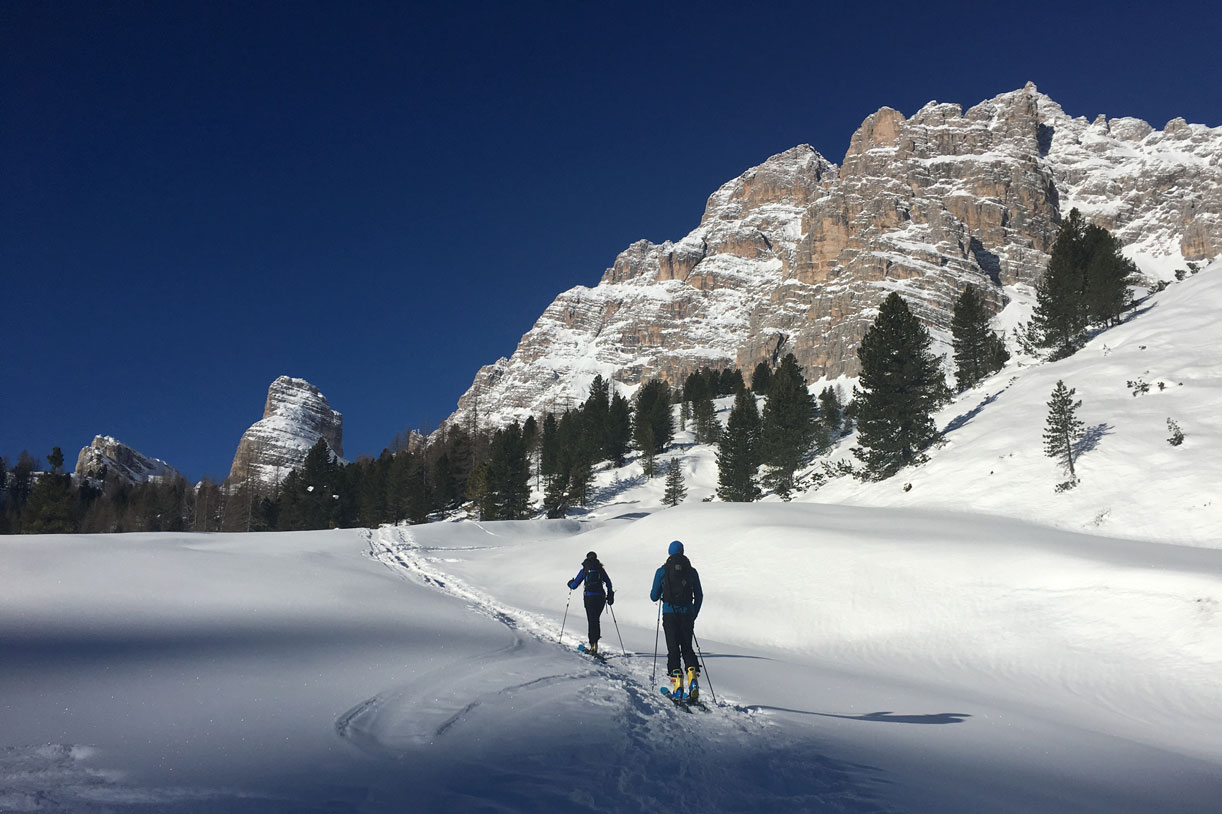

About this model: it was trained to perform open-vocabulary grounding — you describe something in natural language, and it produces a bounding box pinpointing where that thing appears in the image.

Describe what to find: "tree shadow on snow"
[1074,423,1112,456]
[748,705,971,725]
[942,390,1003,434]
[591,473,646,504]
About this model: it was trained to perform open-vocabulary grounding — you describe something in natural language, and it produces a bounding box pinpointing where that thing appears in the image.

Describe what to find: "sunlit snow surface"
[3,267,1221,812]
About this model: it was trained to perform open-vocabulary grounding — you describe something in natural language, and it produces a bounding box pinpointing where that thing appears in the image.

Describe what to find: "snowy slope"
[812,260,1222,544]
[3,506,1220,813]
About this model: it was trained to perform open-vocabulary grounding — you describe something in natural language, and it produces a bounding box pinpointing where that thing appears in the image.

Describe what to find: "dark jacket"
[650,554,702,616]
[568,557,613,597]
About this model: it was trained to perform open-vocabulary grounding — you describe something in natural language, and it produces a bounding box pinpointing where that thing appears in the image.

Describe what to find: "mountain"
[226,376,344,488]
[74,435,181,484]
[444,83,1222,432]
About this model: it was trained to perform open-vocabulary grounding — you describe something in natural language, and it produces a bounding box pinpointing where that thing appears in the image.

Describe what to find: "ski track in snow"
[342,525,892,813]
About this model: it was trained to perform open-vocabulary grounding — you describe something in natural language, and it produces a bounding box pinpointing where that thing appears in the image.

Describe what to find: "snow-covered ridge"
[444,84,1222,435]
[226,376,344,487]
[73,434,180,484]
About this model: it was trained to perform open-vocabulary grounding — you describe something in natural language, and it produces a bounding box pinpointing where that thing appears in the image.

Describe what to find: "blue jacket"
[650,559,702,617]
[568,560,612,597]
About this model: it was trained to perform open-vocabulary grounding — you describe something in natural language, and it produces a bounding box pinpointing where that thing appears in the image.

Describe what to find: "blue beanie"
[668,540,684,555]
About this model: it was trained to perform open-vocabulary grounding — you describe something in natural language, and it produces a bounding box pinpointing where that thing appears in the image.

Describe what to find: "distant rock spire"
[74,435,181,484]
[226,376,343,488]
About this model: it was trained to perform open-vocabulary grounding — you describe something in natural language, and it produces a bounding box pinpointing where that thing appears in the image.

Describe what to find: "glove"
[567,579,578,590]
[606,590,615,606]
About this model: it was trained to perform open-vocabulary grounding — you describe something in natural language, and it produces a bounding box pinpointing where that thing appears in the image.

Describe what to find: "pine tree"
[682,369,719,443]
[817,386,842,438]
[691,391,719,444]
[1031,209,1090,355]
[1030,209,1132,356]
[662,458,687,506]
[759,353,820,500]
[480,422,531,520]
[716,390,762,502]
[541,410,596,517]
[633,379,673,465]
[1082,224,1135,327]
[1043,379,1085,483]
[539,413,561,486]
[293,438,340,529]
[403,454,432,524]
[721,368,746,396]
[0,455,8,534]
[637,422,658,479]
[21,448,77,533]
[852,292,947,480]
[606,394,632,467]
[581,375,611,461]
[750,361,773,396]
[952,285,1009,390]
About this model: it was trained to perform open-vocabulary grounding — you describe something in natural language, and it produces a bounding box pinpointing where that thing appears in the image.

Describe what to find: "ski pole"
[692,630,717,703]
[607,600,626,656]
[559,588,573,644]
[651,600,661,682]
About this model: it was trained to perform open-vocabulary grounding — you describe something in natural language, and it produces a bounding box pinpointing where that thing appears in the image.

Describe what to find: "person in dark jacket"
[649,539,703,698]
[567,551,614,654]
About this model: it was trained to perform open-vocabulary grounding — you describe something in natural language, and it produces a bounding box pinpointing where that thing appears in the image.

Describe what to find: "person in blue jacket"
[567,551,613,654]
[650,540,703,698]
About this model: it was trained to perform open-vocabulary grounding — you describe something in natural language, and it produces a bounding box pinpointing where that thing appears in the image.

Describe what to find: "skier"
[650,539,703,699]
[567,551,614,654]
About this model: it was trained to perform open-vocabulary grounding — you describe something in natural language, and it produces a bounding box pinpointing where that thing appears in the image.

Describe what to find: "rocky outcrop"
[444,84,1222,433]
[226,377,343,489]
[74,436,181,484]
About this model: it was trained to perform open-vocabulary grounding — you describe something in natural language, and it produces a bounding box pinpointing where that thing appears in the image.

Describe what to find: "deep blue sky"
[3,1,1219,481]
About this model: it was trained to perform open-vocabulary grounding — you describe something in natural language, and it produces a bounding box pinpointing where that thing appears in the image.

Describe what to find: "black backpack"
[583,561,605,595]
[662,554,694,607]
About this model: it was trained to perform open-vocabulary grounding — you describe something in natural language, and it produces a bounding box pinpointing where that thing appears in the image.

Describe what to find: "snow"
[816,262,1222,543]
[3,268,1221,812]
[4,506,1220,812]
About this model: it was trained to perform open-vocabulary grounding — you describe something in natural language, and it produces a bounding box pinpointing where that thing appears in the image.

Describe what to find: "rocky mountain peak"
[226,376,343,489]
[74,435,180,484]
[440,86,1222,436]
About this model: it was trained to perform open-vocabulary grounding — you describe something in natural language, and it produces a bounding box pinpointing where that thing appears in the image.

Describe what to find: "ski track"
[343,525,892,813]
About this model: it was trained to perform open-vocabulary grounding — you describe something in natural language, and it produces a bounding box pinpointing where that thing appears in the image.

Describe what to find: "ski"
[577,643,606,660]
[660,686,693,712]
[661,686,708,710]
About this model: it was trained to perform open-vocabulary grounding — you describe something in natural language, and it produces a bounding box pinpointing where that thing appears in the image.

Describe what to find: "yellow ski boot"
[686,666,700,702]
[669,669,684,699]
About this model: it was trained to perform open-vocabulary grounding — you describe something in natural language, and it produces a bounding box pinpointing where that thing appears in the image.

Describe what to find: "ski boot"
[588,641,598,655]
[669,669,684,699]
[686,666,700,702]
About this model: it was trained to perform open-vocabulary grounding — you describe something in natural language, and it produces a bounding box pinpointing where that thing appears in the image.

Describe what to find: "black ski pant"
[584,595,606,644]
[662,612,698,675]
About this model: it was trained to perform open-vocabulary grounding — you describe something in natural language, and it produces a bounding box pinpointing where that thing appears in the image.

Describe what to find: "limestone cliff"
[74,436,181,484]
[445,84,1222,433]
[226,376,343,488]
